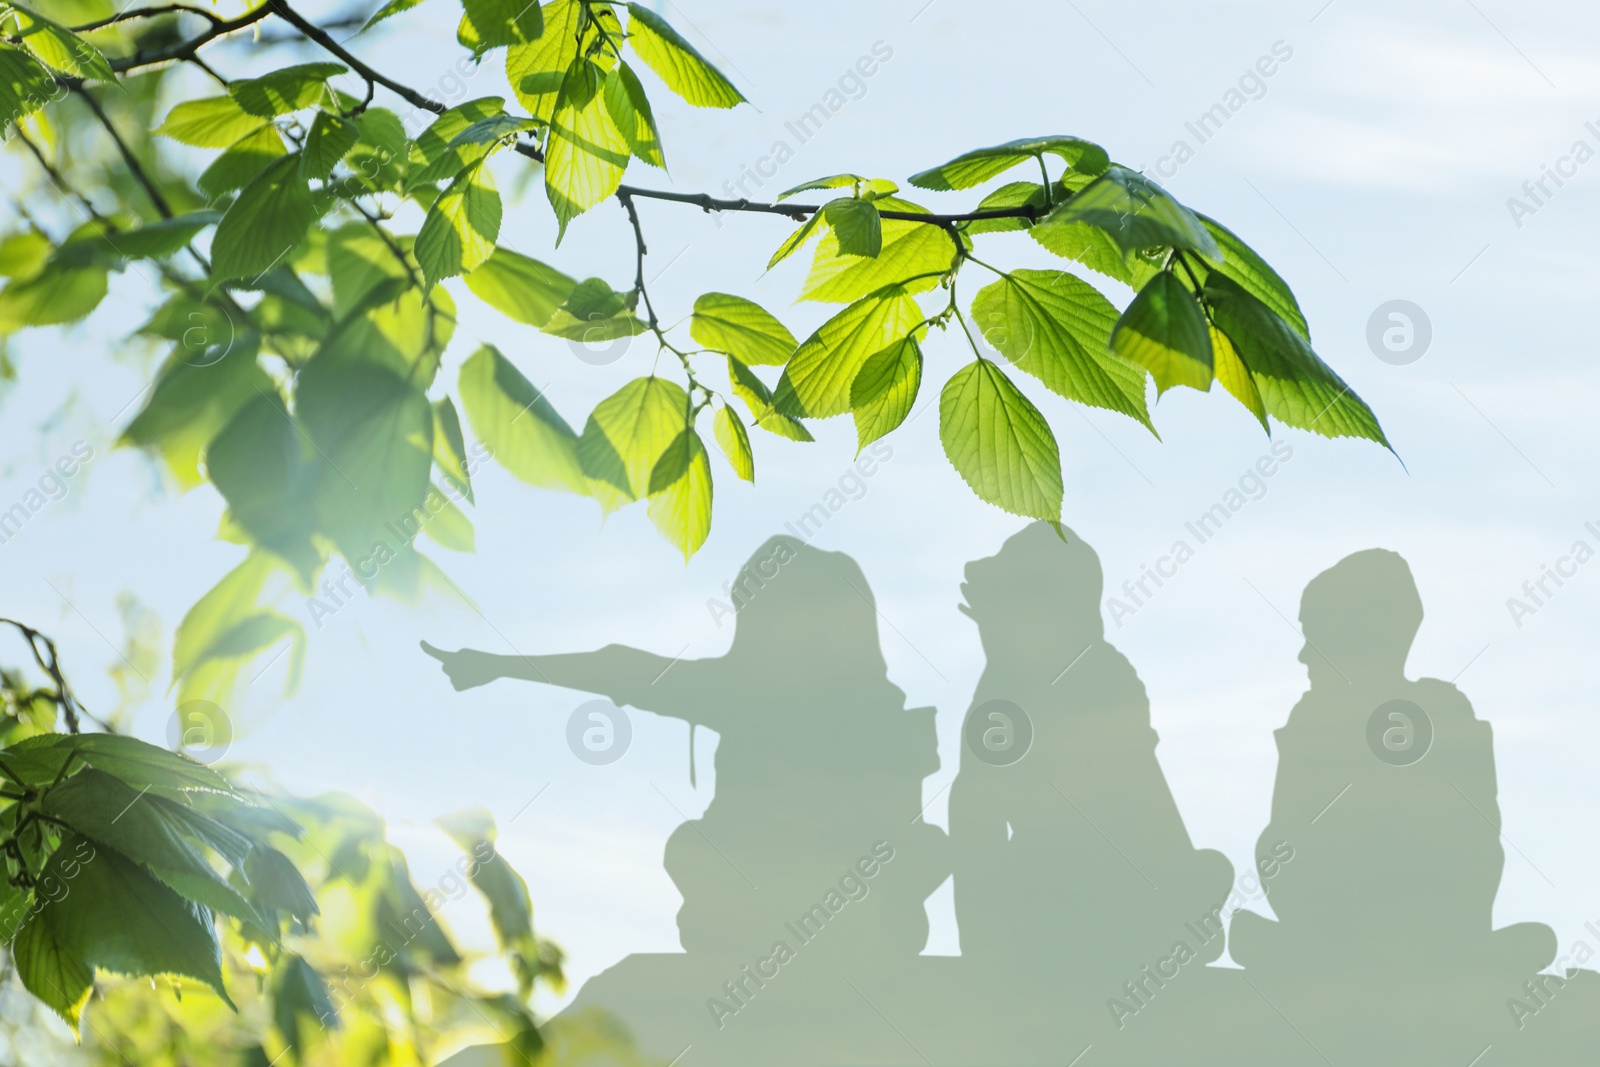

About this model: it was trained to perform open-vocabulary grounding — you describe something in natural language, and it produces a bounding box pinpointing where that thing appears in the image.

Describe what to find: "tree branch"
[72,4,223,33]
[107,4,272,75]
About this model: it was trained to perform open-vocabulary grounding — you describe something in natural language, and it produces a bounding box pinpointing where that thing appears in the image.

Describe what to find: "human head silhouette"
[958,522,1103,661]
[1297,549,1422,688]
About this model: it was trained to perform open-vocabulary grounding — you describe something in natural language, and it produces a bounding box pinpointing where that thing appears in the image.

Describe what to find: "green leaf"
[172,553,276,682]
[1209,322,1268,430]
[447,112,541,148]
[98,211,223,260]
[121,339,270,489]
[507,0,588,124]
[433,397,475,503]
[15,834,234,1028]
[415,162,502,289]
[909,136,1110,191]
[229,62,347,118]
[779,174,863,200]
[419,485,476,552]
[689,292,796,366]
[55,734,240,798]
[850,336,922,450]
[969,269,1152,429]
[1196,213,1309,340]
[801,195,953,304]
[246,847,319,924]
[823,197,882,258]
[625,3,746,109]
[156,95,268,148]
[767,211,823,270]
[546,59,630,240]
[273,953,337,1053]
[0,43,56,129]
[774,286,924,419]
[1044,166,1220,260]
[206,393,322,579]
[362,0,426,31]
[459,0,545,53]
[464,246,577,327]
[211,153,321,281]
[0,264,107,330]
[301,110,359,180]
[712,406,754,481]
[603,61,665,168]
[965,180,1048,236]
[578,376,690,509]
[939,359,1063,521]
[457,344,586,493]
[436,810,547,995]
[0,229,50,279]
[727,356,814,442]
[541,277,647,341]
[1112,271,1213,395]
[297,359,435,563]
[1204,274,1387,445]
[198,125,289,200]
[410,97,506,185]
[647,429,714,559]
[40,769,261,926]
[10,6,114,82]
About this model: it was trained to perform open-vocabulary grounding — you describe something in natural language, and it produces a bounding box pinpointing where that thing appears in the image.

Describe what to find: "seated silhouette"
[950,522,1234,982]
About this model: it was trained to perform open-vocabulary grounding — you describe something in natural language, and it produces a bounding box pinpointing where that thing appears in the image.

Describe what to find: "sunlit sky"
[3,0,1598,1016]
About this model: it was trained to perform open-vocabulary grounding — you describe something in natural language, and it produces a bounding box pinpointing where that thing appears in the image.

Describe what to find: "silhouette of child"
[423,535,948,966]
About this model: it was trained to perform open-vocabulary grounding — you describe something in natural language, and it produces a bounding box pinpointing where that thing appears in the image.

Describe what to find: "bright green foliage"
[211,153,322,280]
[229,62,346,118]
[415,161,502,288]
[776,286,925,419]
[7,5,114,82]
[824,197,884,258]
[909,136,1110,190]
[459,344,585,493]
[1111,270,1214,395]
[940,359,1063,521]
[714,405,755,481]
[460,0,545,54]
[851,336,924,451]
[0,40,55,128]
[625,3,746,108]
[690,292,797,366]
[1044,165,1221,260]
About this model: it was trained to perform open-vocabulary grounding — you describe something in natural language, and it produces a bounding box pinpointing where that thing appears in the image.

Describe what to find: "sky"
[2,0,1599,1019]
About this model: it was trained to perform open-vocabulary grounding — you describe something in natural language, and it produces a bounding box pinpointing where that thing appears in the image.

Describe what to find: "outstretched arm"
[420,641,719,727]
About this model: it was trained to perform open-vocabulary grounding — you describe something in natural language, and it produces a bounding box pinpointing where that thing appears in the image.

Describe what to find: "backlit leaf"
[940,359,1063,521]
[774,286,923,419]
[457,345,586,493]
[625,3,746,109]
[1111,270,1213,395]
[712,406,754,481]
[690,292,796,366]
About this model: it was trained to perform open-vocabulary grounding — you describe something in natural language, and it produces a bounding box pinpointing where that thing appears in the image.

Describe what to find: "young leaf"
[448,113,541,148]
[823,197,883,258]
[362,0,426,31]
[647,429,714,559]
[464,247,578,327]
[689,292,797,366]
[767,212,823,270]
[909,136,1110,190]
[210,153,321,281]
[625,3,746,109]
[546,59,630,239]
[969,269,1152,429]
[198,125,289,201]
[17,834,234,1028]
[602,61,665,168]
[727,356,814,442]
[1197,213,1309,340]
[542,277,647,341]
[801,195,953,304]
[779,174,863,200]
[459,0,545,54]
[10,6,115,82]
[940,359,1063,521]
[0,44,55,129]
[457,345,587,493]
[1204,275,1387,445]
[301,111,359,180]
[410,97,506,185]
[507,0,587,124]
[578,377,690,507]
[774,286,923,419]
[1112,271,1213,395]
[1044,166,1220,261]
[713,406,755,481]
[415,162,502,289]
[850,336,922,451]
[433,397,475,503]
[1209,323,1268,431]
[229,62,347,118]
[155,95,268,148]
